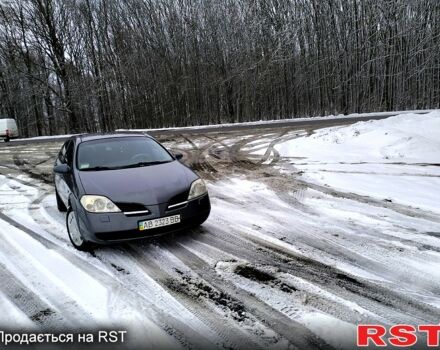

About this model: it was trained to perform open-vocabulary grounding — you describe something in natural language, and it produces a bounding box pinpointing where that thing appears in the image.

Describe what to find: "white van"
[0,118,19,142]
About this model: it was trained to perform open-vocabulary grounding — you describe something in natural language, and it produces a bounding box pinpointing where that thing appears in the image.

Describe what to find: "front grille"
[168,190,189,206]
[115,202,147,212]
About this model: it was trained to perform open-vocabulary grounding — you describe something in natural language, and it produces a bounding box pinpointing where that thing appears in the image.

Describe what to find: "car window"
[58,141,68,163]
[77,137,173,170]
[65,140,74,166]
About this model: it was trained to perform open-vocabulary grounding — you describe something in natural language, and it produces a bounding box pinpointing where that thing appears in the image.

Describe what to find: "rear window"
[77,137,173,171]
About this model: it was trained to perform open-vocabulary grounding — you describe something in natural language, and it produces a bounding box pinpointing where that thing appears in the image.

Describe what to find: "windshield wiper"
[121,160,171,169]
[81,166,115,171]
[80,161,171,171]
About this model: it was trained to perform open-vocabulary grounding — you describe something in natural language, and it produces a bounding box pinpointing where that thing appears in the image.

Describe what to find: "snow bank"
[275,111,440,213]
[275,111,440,164]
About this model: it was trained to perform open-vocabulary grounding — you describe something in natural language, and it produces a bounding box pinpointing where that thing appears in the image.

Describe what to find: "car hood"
[77,161,198,205]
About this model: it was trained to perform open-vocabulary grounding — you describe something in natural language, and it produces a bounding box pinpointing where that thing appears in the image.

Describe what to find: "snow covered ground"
[262,111,440,214]
[1,113,439,349]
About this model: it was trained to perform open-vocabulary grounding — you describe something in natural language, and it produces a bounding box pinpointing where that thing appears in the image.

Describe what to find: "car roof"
[73,132,152,143]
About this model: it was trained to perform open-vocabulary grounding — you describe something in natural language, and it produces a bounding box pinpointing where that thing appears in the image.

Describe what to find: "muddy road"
[0,120,439,350]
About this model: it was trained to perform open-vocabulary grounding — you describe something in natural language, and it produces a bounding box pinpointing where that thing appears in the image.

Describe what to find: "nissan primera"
[53,134,210,251]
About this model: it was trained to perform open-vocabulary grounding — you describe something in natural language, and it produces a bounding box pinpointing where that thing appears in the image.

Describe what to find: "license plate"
[138,215,181,231]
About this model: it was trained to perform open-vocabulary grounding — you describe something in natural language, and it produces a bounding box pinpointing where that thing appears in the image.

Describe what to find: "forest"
[0,0,439,136]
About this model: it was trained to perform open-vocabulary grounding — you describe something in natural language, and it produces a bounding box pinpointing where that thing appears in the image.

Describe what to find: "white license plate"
[138,215,181,231]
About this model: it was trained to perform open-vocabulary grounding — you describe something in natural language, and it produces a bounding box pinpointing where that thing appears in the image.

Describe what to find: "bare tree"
[0,0,438,136]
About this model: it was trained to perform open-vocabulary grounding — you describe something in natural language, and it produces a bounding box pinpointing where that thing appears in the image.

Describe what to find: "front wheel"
[66,208,94,251]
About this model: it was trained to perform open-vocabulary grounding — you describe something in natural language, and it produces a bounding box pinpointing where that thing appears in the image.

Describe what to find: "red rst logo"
[357,324,440,347]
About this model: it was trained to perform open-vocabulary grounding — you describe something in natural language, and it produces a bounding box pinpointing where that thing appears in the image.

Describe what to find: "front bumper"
[76,194,210,244]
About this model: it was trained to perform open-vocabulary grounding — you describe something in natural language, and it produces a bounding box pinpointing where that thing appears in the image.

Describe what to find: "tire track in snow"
[0,263,66,328]
[240,231,440,324]
[186,225,440,325]
[0,212,214,348]
[0,237,98,328]
[122,245,265,350]
[92,246,222,350]
[172,233,381,326]
[305,180,440,223]
[160,241,334,350]
[179,134,218,178]
[210,183,440,293]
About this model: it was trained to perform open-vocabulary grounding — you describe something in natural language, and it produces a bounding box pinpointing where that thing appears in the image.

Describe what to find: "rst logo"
[357,325,440,347]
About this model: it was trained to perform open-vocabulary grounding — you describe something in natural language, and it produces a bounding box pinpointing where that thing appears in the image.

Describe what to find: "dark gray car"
[54,133,210,251]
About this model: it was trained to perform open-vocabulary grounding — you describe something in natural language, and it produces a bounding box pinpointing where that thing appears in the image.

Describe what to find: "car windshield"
[77,137,173,171]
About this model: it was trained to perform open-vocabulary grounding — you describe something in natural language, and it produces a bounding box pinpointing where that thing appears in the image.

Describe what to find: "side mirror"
[174,153,183,160]
[54,164,71,174]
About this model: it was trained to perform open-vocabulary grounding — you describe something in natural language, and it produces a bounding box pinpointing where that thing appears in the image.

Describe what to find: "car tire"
[66,208,94,251]
[56,189,67,212]
[4,137,9,142]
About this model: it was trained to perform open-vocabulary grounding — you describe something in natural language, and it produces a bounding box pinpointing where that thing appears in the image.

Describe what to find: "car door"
[55,140,74,206]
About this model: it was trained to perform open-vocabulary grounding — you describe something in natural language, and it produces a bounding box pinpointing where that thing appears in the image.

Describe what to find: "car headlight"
[188,179,207,200]
[80,195,121,213]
